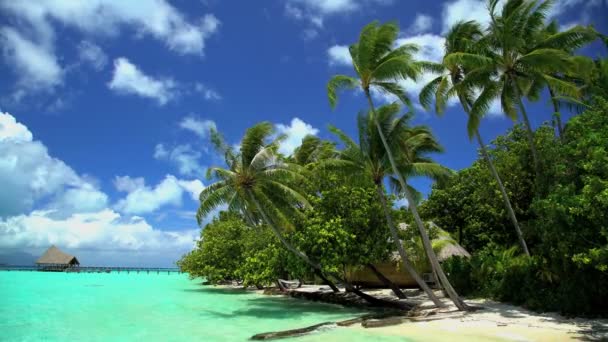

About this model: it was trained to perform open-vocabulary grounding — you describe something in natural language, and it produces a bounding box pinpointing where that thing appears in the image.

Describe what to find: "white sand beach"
[284,286,608,341]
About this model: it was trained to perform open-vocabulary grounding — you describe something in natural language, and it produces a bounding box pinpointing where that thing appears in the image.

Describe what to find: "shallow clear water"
[0,271,408,341]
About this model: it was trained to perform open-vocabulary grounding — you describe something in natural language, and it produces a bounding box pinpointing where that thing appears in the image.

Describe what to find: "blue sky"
[1,0,606,267]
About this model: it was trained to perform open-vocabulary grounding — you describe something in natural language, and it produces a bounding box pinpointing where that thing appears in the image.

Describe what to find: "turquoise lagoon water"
[0,271,407,341]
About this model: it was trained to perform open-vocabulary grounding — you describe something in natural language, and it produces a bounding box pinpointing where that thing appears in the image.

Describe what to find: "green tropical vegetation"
[179,0,607,316]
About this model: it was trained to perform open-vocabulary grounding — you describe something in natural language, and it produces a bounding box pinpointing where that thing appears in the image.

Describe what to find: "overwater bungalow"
[36,245,80,272]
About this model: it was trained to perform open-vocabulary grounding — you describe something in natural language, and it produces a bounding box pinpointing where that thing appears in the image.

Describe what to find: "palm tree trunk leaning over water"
[247,190,340,293]
[364,90,468,311]
[375,185,445,307]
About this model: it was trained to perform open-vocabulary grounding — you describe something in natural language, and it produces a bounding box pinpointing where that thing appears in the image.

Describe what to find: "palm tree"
[291,135,337,167]
[326,102,450,308]
[420,20,530,256]
[448,0,581,181]
[290,135,411,300]
[530,22,597,139]
[196,122,340,292]
[327,21,469,310]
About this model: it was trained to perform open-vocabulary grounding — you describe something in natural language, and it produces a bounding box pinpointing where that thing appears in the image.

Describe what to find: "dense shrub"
[439,99,608,316]
[177,212,250,283]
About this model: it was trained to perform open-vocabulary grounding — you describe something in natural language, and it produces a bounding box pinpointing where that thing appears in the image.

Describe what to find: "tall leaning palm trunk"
[328,21,468,310]
[466,98,531,256]
[328,105,446,308]
[365,91,467,310]
[475,130,530,256]
[375,184,443,306]
[421,20,530,256]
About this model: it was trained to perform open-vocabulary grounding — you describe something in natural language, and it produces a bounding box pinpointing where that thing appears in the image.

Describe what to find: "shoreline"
[211,283,608,341]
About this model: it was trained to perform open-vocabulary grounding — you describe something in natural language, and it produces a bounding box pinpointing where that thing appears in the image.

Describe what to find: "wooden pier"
[0,265,182,274]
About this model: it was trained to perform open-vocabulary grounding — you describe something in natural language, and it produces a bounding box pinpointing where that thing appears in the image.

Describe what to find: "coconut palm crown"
[445,0,589,179]
[197,122,309,229]
[197,123,350,293]
[420,20,486,138]
[327,21,437,110]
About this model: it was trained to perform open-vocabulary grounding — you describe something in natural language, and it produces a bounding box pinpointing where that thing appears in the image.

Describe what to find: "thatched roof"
[392,222,470,262]
[36,245,79,265]
[435,237,471,261]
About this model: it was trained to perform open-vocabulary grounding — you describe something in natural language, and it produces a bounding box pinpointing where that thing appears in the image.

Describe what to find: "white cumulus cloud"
[0,209,197,253]
[0,27,62,92]
[0,1,219,56]
[275,118,319,156]
[114,175,184,215]
[0,111,107,217]
[179,116,217,138]
[441,0,496,33]
[108,58,177,105]
[328,45,352,66]
[0,111,33,142]
[0,111,201,265]
[177,179,205,202]
[0,1,220,99]
[154,143,204,177]
[114,175,205,214]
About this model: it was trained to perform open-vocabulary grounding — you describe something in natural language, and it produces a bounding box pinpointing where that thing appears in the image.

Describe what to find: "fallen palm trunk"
[251,312,407,340]
[288,287,412,310]
[251,322,334,340]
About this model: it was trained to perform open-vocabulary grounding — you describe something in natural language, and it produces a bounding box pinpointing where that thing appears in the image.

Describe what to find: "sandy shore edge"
[205,284,607,341]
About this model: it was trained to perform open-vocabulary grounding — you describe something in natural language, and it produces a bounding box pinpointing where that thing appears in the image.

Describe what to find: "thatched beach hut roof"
[36,245,79,266]
[395,222,470,262]
[435,237,471,261]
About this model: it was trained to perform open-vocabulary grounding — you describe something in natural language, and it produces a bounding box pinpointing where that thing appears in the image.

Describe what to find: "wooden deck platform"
[0,265,182,274]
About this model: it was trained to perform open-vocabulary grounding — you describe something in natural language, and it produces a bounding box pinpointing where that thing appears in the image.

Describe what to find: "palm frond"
[419,75,444,112]
[372,55,421,82]
[517,48,572,73]
[356,21,380,74]
[197,183,234,225]
[542,74,581,98]
[327,75,359,109]
[372,81,413,112]
[378,43,418,66]
[241,122,274,167]
[444,52,493,70]
[469,81,501,137]
[539,25,598,52]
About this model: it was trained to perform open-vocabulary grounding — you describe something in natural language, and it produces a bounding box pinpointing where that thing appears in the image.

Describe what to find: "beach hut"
[346,223,470,288]
[36,245,80,272]
[436,236,471,261]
